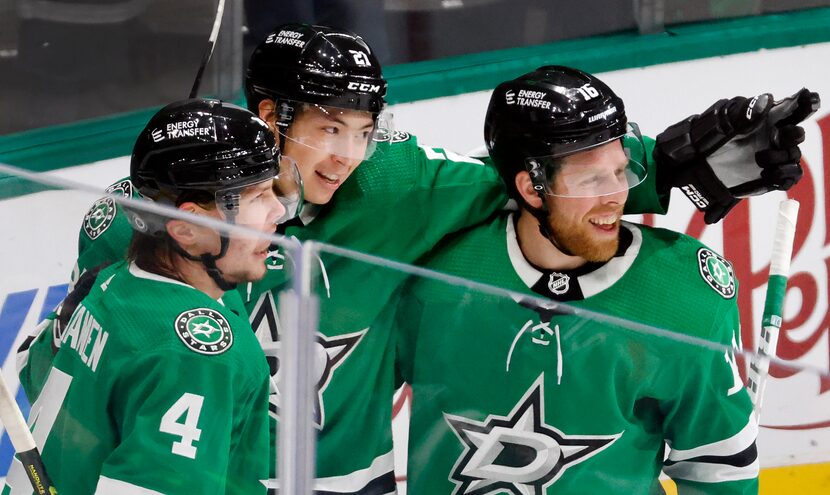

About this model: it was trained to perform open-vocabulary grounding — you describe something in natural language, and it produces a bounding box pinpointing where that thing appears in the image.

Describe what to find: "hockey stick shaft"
[189,0,227,98]
[747,199,799,417]
[0,374,57,494]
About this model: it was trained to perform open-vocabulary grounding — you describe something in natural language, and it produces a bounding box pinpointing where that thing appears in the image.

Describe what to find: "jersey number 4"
[160,393,205,459]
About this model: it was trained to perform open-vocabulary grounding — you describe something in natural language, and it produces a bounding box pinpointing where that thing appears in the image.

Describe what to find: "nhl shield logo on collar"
[548,272,570,295]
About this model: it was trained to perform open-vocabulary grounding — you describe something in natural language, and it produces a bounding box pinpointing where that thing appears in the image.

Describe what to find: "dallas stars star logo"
[82,179,133,240]
[82,198,116,240]
[174,308,233,355]
[445,375,621,494]
[697,248,735,299]
[249,291,366,428]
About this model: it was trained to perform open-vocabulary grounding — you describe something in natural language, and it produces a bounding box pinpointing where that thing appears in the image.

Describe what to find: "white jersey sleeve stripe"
[95,476,165,495]
[666,411,758,462]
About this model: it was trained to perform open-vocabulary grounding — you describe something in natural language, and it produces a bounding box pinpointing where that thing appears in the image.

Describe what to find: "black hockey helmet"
[245,23,387,118]
[129,98,302,235]
[485,65,645,199]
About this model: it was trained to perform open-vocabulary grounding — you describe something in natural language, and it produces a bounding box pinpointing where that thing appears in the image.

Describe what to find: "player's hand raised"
[655,88,820,224]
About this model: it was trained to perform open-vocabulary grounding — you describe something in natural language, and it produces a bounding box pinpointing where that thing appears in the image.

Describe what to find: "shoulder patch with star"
[82,179,134,240]
[174,308,233,355]
[697,248,736,299]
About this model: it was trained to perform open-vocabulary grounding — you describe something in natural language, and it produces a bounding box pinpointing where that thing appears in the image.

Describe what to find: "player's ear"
[166,203,203,246]
[258,99,277,132]
[166,220,195,247]
[515,171,544,209]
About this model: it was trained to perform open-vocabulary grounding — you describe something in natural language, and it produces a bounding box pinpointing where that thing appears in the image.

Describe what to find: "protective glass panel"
[300,207,830,495]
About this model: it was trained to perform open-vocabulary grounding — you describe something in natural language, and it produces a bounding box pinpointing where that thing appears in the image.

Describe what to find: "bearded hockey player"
[242,24,811,494]
[17,20,813,494]
[5,99,295,495]
[242,23,674,494]
[396,66,765,494]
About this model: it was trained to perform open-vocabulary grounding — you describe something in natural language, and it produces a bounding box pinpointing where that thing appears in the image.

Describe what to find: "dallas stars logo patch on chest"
[445,375,621,494]
[174,308,233,355]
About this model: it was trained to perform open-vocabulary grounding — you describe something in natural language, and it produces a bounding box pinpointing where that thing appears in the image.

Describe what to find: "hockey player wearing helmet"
[17,98,303,402]
[6,99,292,495]
[397,67,759,494]
[240,23,813,494]
[126,99,299,292]
[245,22,389,207]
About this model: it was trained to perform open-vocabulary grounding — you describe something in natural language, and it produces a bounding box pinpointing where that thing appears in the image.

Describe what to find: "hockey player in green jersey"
[4,99,296,495]
[239,23,814,494]
[395,66,777,494]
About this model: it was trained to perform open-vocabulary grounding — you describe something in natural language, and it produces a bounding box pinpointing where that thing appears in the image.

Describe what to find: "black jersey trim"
[297,470,396,495]
[664,442,758,468]
[506,215,640,302]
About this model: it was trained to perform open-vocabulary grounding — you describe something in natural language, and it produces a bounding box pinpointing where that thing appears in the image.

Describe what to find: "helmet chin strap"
[172,207,239,292]
[200,239,237,291]
[172,235,237,291]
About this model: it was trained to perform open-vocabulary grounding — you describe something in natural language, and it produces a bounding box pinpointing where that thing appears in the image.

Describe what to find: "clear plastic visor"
[214,156,303,225]
[526,123,648,198]
[278,102,394,161]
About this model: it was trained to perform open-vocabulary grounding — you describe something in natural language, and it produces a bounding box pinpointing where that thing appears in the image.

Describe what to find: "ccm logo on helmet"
[347,82,382,93]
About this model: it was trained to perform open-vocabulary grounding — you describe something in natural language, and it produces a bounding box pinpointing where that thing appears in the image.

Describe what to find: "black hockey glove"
[655,88,820,224]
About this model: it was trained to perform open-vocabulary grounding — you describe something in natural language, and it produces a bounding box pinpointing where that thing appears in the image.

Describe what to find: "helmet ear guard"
[526,158,548,194]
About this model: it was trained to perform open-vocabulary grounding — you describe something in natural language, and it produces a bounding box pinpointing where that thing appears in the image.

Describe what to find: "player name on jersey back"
[59,303,109,372]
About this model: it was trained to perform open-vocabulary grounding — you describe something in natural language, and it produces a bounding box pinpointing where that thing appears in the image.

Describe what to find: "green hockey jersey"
[243,131,668,493]
[396,213,758,494]
[5,262,270,495]
[18,178,251,402]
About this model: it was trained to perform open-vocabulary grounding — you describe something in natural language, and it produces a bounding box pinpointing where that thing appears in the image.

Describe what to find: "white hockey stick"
[189,0,227,98]
[0,374,57,494]
[746,199,800,418]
